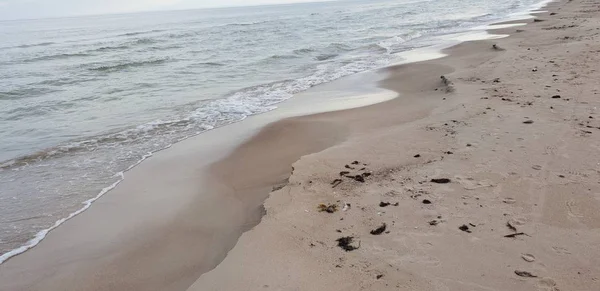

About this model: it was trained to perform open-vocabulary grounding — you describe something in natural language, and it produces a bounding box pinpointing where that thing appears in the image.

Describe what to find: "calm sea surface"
[0,0,546,262]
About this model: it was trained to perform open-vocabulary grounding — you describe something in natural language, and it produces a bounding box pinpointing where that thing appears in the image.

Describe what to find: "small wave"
[268,54,299,60]
[23,53,91,63]
[147,44,184,51]
[326,43,353,52]
[377,35,406,50]
[223,20,269,27]
[315,26,335,32]
[2,215,47,224]
[0,87,59,101]
[4,106,50,121]
[93,45,130,52]
[88,58,170,72]
[252,54,300,65]
[36,77,93,87]
[130,38,158,46]
[17,42,55,49]
[89,38,156,53]
[315,53,338,61]
[0,116,205,170]
[195,62,225,67]
[1,140,116,170]
[0,42,55,51]
[469,12,494,20]
[293,48,315,54]
[363,43,389,53]
[118,29,165,37]
[377,31,424,52]
[166,32,198,39]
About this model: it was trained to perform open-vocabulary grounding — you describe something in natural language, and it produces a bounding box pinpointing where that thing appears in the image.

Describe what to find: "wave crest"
[88,58,171,72]
[24,53,91,63]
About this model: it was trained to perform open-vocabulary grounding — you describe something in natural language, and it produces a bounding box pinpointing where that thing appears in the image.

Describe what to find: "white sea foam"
[0,152,152,264]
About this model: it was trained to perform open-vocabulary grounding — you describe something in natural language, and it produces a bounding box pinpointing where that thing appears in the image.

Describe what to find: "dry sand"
[189,1,600,290]
[1,0,600,290]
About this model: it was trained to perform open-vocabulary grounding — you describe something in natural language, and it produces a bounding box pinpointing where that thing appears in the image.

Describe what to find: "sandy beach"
[1,0,600,290]
[189,0,600,290]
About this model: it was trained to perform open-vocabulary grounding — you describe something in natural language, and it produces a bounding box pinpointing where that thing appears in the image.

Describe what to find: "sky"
[0,0,330,20]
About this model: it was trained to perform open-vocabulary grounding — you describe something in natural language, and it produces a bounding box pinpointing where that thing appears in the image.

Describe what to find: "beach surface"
[188,0,600,290]
[1,0,600,290]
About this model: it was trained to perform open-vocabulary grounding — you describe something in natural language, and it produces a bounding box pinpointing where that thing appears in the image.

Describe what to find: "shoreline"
[3,0,599,290]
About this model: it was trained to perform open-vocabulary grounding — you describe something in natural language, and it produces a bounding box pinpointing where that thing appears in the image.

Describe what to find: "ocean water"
[0,0,546,262]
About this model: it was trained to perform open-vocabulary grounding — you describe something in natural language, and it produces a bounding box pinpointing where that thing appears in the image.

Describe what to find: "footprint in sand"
[552,246,571,255]
[537,277,559,291]
[455,176,494,190]
[566,200,584,218]
[522,253,536,262]
[509,216,528,226]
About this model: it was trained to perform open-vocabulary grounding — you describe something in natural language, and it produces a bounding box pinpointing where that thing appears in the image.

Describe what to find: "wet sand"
[2,0,600,290]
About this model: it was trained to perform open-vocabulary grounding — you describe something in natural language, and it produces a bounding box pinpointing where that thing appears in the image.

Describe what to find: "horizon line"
[0,0,339,22]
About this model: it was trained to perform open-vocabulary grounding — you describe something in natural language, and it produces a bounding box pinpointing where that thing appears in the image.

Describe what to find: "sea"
[0,0,549,263]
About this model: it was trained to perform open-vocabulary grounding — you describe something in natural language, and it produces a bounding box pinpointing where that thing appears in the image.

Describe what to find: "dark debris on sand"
[318,203,338,213]
[370,223,387,235]
[431,178,451,184]
[336,236,359,252]
[379,201,399,207]
[506,221,517,232]
[459,224,472,233]
[331,179,342,188]
[504,232,527,238]
[515,270,537,278]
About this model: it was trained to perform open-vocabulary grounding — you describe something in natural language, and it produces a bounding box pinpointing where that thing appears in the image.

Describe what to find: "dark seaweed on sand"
[336,236,359,251]
[370,223,387,235]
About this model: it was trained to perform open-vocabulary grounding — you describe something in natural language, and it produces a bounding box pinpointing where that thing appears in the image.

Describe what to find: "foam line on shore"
[0,152,154,264]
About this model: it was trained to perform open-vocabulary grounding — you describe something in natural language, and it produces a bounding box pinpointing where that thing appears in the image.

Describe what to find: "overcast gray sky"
[0,0,329,20]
